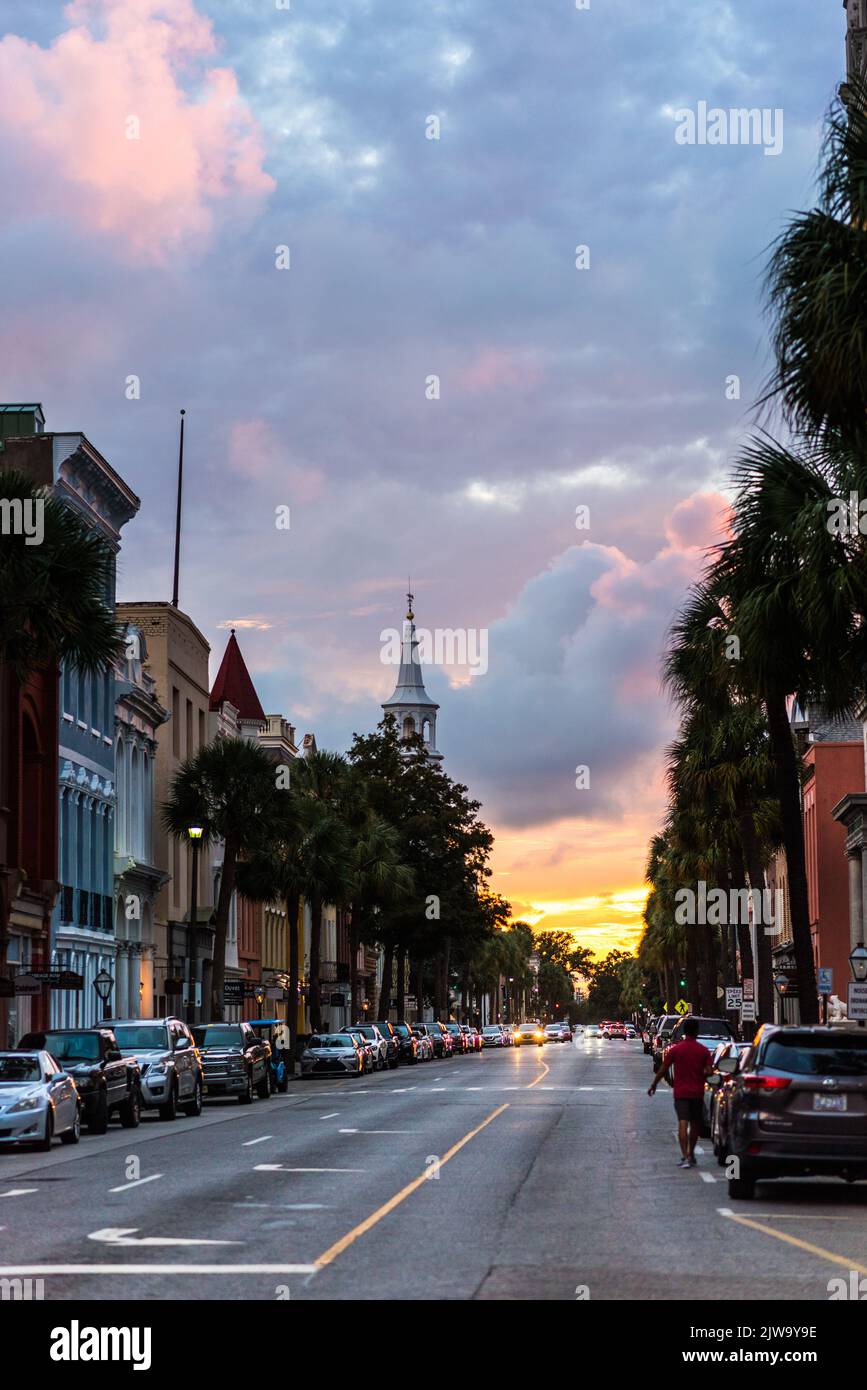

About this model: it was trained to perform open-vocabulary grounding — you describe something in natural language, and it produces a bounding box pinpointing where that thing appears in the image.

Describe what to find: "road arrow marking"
[89,1228,241,1248]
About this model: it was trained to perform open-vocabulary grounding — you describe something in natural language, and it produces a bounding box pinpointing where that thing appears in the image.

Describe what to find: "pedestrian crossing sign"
[674,999,689,1015]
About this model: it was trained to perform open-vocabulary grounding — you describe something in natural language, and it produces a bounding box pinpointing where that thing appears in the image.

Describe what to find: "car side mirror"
[52,1072,69,1084]
[106,1049,122,1062]
[174,1037,190,1051]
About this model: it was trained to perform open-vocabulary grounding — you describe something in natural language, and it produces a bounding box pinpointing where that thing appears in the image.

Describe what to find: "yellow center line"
[314,1103,509,1269]
[721,1209,867,1278]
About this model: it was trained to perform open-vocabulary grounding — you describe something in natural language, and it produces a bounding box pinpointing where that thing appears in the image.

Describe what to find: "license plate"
[813,1093,847,1112]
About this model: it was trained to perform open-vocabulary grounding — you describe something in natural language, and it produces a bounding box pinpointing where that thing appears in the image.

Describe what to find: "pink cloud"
[458,348,541,394]
[665,490,732,553]
[0,0,274,263]
[227,419,324,501]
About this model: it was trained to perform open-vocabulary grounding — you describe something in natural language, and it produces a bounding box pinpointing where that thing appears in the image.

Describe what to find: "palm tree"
[764,75,867,443]
[0,468,123,679]
[290,750,352,1031]
[1,467,124,983]
[344,810,413,1021]
[162,738,280,1021]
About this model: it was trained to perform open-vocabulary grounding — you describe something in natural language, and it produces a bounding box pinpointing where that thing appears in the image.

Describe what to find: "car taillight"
[743,1074,791,1092]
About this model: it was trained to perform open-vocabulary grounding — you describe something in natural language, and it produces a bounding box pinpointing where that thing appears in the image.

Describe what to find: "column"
[850,847,864,951]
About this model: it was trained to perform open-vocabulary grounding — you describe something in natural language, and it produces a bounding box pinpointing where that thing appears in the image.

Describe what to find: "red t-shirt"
[666,1038,711,1099]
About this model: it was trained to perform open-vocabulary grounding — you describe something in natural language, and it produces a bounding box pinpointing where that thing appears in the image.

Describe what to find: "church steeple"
[382,591,443,761]
[845,1,867,86]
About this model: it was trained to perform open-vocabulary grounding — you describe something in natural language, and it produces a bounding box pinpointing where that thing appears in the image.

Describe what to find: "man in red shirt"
[647,1018,713,1167]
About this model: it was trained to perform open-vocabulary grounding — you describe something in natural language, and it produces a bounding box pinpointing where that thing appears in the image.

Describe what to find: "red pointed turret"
[209,629,266,722]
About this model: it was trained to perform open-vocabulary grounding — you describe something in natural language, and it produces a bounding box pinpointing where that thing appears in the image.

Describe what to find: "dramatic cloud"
[0,0,273,262]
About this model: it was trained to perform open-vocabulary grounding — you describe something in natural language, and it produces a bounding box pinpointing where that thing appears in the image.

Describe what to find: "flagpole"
[172,409,185,607]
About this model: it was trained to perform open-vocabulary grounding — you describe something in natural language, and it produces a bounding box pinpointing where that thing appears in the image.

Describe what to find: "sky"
[0,0,847,959]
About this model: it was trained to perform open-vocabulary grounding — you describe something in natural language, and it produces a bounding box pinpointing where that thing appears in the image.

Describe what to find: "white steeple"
[382,589,443,762]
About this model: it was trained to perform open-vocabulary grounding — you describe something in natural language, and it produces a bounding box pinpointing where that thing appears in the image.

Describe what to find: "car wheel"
[277,1073,290,1093]
[119,1086,141,1129]
[35,1110,53,1152]
[60,1104,81,1145]
[388,1056,399,1070]
[238,1071,254,1105]
[256,1069,271,1100]
[158,1081,179,1121]
[182,1076,203,1117]
[87,1087,110,1135]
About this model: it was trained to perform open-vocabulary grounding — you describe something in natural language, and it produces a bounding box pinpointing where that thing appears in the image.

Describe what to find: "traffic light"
[678,974,687,991]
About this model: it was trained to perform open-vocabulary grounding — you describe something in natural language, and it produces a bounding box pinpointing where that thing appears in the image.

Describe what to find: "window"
[172,688,180,757]
[186,699,193,757]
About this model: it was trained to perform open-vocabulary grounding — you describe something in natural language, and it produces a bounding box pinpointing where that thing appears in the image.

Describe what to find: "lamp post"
[187,826,203,1026]
[93,968,114,1021]
[850,942,867,1028]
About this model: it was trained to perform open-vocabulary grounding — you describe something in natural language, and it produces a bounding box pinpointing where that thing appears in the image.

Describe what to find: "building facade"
[113,623,170,1018]
[116,602,212,1021]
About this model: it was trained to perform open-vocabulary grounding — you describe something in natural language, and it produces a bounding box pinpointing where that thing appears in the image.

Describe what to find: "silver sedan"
[0,1050,81,1150]
[301,1034,364,1078]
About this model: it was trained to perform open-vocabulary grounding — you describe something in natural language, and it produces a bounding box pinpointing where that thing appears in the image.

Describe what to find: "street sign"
[847,981,867,1021]
[726,987,743,1010]
[662,1000,669,1013]
[743,978,754,1002]
[818,967,834,995]
[674,999,689,1016]
[741,1001,756,1022]
[223,980,244,1005]
[14,974,42,996]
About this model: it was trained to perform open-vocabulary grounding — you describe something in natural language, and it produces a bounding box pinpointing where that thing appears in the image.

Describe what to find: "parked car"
[301,1033,364,1077]
[445,1022,469,1054]
[413,1022,453,1058]
[723,1025,867,1199]
[18,1028,141,1133]
[341,1023,389,1070]
[0,1050,81,1150]
[461,1024,482,1053]
[705,1040,751,1151]
[482,1025,505,1047]
[372,1021,401,1069]
[340,1029,374,1072]
[391,1020,420,1064]
[605,1023,627,1040]
[103,1017,203,1120]
[642,1018,658,1055]
[514,1022,545,1046]
[651,1015,681,1068]
[243,1018,290,1092]
[192,1022,272,1103]
[625,1024,637,1039]
[669,1015,733,1055]
[411,1026,434,1061]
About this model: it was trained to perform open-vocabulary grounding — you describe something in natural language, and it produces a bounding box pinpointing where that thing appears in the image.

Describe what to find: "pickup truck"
[17,1027,142,1132]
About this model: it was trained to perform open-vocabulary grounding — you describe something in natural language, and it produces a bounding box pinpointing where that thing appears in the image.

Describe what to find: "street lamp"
[187,825,204,1026]
[93,968,114,1021]
[849,942,867,982]
[255,984,266,1019]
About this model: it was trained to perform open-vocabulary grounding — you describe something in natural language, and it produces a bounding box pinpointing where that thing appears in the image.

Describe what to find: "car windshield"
[192,1026,243,1048]
[483,1027,500,1034]
[394,1024,411,1037]
[112,1025,169,1051]
[0,1056,41,1082]
[763,1035,867,1076]
[310,1035,350,1050]
[685,1020,731,1038]
[352,1026,376,1039]
[42,1032,100,1062]
[518,1024,537,1032]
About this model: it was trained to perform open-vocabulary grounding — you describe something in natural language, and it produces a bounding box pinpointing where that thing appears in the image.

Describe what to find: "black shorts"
[674,1097,703,1124]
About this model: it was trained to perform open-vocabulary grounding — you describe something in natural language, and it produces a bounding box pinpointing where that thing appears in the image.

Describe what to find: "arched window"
[422,718,431,744]
[402,715,415,739]
[115,735,125,854]
[130,745,140,857]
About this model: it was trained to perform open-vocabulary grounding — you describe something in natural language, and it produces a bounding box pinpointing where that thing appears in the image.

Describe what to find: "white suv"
[105,1017,203,1120]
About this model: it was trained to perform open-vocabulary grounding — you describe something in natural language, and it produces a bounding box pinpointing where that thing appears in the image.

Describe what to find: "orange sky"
[489,813,652,962]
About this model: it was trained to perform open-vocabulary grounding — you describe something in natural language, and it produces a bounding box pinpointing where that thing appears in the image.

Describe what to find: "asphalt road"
[2,1036,867,1301]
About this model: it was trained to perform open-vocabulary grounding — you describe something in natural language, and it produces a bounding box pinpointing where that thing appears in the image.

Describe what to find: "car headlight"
[149,1062,168,1075]
[10,1095,42,1113]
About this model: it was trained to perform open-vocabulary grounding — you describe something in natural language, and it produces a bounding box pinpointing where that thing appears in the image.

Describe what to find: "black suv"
[373,1021,401,1070]
[390,1020,419,1064]
[724,1024,867,1199]
[18,1028,142,1133]
[192,1023,272,1103]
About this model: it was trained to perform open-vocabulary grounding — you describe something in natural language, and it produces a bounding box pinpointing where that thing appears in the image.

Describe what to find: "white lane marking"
[109,1173,163,1193]
[234,1202,329,1211]
[319,1112,340,1120]
[0,1189,38,1198]
[254,1164,365,1173]
[89,1228,240,1247]
[338,1129,414,1135]
[0,1263,318,1276]
[700,1172,717,1184]
[242,1136,273,1147]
